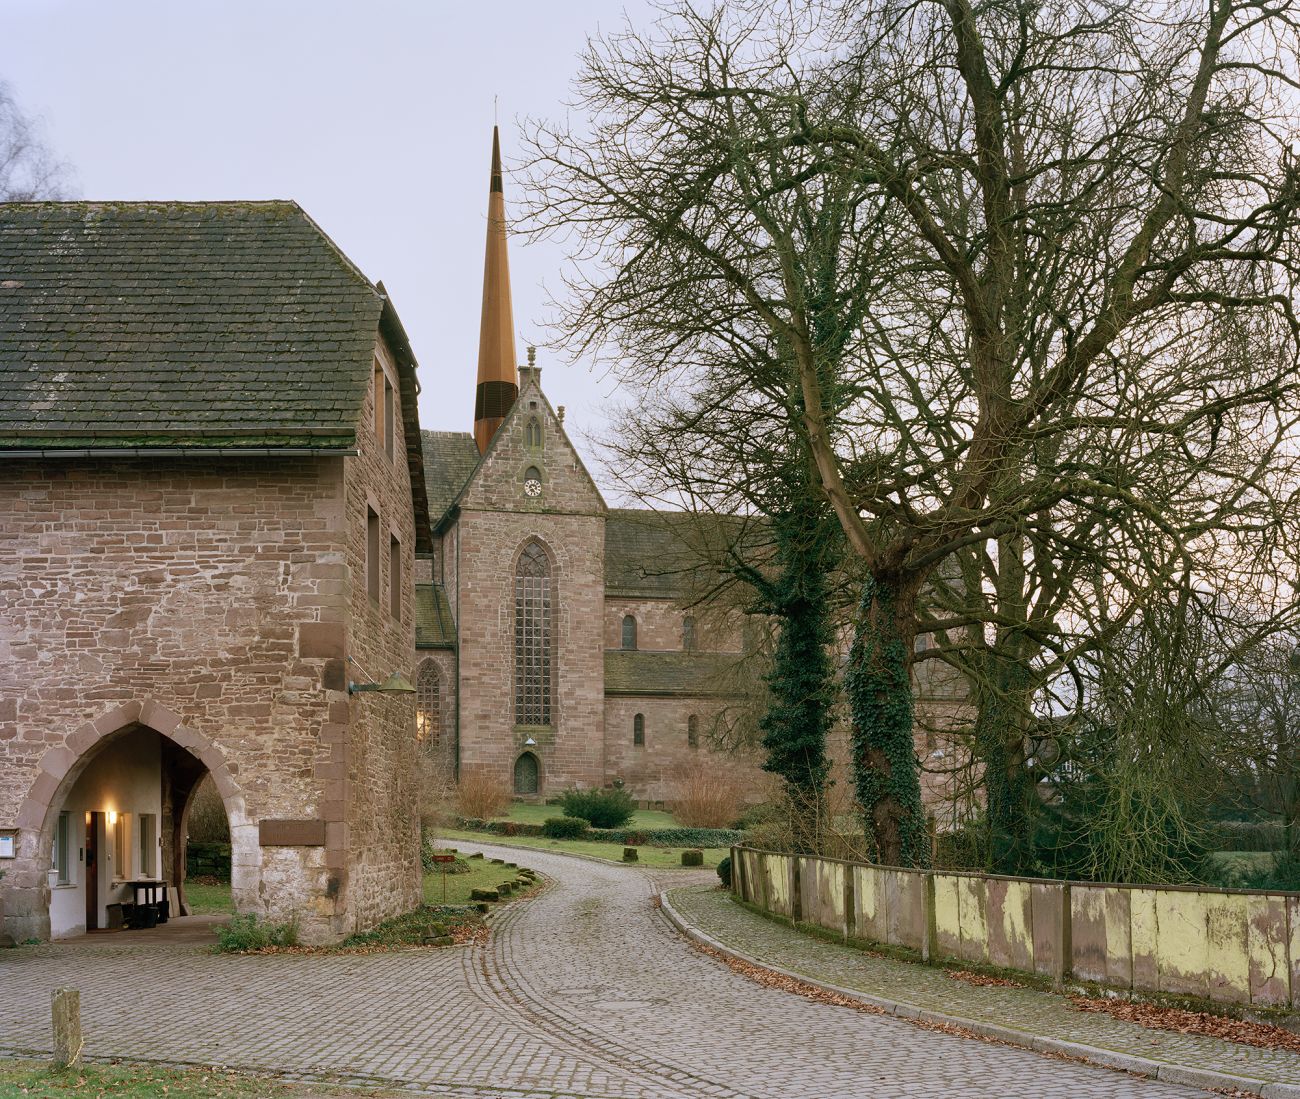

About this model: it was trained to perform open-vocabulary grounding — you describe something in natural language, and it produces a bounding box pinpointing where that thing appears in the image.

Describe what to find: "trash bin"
[136,904,158,929]
[105,903,124,930]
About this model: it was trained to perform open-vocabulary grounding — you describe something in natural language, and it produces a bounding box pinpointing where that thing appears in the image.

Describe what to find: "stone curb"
[658,891,1300,1099]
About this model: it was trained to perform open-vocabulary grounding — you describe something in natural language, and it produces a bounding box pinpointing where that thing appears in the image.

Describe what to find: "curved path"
[0,841,1208,1098]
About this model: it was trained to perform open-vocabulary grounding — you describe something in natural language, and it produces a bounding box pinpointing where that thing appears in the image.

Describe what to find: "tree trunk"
[972,652,1039,874]
[845,574,930,867]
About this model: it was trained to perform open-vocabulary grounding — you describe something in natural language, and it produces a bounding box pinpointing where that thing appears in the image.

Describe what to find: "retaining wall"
[731,846,1300,1009]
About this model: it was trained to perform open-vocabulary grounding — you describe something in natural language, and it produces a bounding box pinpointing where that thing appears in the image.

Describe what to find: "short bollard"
[51,987,82,1069]
[623,847,639,862]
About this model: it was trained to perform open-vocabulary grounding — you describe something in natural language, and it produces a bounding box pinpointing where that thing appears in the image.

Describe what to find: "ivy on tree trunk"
[845,575,929,868]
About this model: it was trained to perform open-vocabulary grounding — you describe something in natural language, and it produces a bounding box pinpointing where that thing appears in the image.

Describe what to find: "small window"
[113,813,131,880]
[138,813,156,878]
[622,615,637,651]
[367,507,381,604]
[384,376,396,461]
[373,361,384,441]
[389,534,402,619]
[525,417,543,448]
[417,661,441,749]
[53,811,71,885]
[688,715,699,750]
[633,713,645,746]
[683,615,697,651]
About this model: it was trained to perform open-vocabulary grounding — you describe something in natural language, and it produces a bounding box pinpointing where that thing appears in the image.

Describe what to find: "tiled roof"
[603,649,747,697]
[421,429,480,524]
[0,201,381,449]
[415,583,456,648]
[604,508,751,598]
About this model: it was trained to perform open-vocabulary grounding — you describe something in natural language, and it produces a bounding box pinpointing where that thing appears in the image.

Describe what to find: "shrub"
[561,787,636,829]
[717,855,732,888]
[542,816,588,839]
[670,766,745,829]
[1204,819,1285,853]
[214,913,299,953]
[681,849,704,866]
[456,770,512,821]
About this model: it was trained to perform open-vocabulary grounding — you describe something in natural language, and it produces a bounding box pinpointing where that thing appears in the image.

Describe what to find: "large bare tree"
[524,0,1300,865]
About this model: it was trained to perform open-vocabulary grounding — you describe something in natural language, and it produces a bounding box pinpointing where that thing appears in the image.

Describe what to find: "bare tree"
[0,81,73,201]
[524,0,1300,866]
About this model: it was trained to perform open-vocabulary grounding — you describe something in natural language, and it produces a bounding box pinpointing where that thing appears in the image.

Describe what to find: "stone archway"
[5,699,253,942]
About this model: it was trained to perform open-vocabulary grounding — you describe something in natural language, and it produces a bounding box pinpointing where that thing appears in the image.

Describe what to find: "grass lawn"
[185,879,235,915]
[493,801,679,829]
[181,859,530,919]
[438,828,729,870]
[0,1059,397,1099]
[422,856,530,905]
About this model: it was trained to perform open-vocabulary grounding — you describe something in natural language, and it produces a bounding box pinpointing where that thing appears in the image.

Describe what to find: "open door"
[85,811,100,931]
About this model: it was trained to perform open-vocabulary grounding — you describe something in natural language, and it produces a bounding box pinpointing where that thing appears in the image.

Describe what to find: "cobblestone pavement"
[669,884,1300,1094]
[0,842,1217,1098]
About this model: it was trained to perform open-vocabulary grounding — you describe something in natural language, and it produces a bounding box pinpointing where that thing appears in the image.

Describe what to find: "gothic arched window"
[514,541,554,726]
[416,661,441,750]
[621,614,637,650]
[633,713,645,746]
[683,615,697,651]
[687,714,699,749]
[525,417,543,448]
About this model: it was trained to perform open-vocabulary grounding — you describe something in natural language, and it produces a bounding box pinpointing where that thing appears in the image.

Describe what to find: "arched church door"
[514,752,540,795]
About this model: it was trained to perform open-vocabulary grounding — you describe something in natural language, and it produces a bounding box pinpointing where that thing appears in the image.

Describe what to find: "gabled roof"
[603,649,748,698]
[421,429,480,525]
[0,200,432,550]
[1,201,369,448]
[414,583,456,648]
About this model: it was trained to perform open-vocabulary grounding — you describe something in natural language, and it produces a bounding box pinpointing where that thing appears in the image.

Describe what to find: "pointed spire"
[474,125,519,453]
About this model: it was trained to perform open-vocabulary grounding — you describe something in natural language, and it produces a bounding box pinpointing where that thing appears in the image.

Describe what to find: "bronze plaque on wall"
[259,819,327,846]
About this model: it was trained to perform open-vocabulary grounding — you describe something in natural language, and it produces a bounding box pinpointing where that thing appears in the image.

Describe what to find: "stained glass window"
[514,541,554,726]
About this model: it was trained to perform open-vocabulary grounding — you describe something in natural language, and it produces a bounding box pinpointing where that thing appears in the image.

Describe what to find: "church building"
[411,129,759,804]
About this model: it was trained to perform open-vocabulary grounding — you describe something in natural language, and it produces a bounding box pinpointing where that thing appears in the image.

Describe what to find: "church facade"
[410,129,759,804]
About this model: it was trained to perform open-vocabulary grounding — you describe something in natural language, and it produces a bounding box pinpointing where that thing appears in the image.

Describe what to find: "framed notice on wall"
[0,833,15,859]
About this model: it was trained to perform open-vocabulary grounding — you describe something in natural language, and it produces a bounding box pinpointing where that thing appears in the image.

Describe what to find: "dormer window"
[525,417,543,448]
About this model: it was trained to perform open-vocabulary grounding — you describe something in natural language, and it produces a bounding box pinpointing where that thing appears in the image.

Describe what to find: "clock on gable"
[524,466,542,497]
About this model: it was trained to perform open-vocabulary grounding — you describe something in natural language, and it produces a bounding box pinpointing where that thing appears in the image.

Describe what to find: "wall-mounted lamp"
[107,811,117,826]
[523,735,537,747]
[346,655,416,696]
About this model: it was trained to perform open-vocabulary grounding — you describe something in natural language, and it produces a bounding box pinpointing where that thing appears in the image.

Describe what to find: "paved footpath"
[0,841,1242,1098]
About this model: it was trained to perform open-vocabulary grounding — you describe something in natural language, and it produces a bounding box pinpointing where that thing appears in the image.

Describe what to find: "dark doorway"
[514,752,540,796]
[85,811,101,930]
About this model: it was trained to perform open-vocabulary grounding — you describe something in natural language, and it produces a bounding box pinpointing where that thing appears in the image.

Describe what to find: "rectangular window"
[53,812,71,885]
[389,534,402,619]
[113,813,131,880]
[367,506,381,604]
[373,361,384,442]
[138,813,156,878]
[384,376,396,461]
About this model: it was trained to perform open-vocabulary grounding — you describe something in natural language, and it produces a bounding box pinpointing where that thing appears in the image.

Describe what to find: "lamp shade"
[377,672,416,694]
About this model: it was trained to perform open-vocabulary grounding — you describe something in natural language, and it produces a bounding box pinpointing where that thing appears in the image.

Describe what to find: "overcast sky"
[1,0,657,480]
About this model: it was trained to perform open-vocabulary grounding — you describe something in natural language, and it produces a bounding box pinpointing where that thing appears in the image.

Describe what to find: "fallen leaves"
[945,969,1024,988]
[1069,996,1300,1054]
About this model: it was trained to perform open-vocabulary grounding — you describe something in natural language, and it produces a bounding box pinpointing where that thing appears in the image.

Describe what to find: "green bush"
[594,825,743,847]
[542,816,588,839]
[717,855,732,888]
[561,787,636,829]
[214,913,299,953]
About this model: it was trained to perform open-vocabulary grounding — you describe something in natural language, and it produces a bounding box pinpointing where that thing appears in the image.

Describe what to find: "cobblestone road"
[0,842,1212,1098]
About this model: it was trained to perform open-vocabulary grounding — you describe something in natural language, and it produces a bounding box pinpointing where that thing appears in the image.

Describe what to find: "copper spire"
[473,125,519,453]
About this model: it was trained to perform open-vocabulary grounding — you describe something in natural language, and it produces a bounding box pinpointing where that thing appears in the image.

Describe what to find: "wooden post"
[51,987,82,1069]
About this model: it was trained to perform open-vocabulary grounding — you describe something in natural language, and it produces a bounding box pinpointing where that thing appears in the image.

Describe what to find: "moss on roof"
[603,649,747,697]
[421,429,481,524]
[415,583,456,648]
[0,201,381,449]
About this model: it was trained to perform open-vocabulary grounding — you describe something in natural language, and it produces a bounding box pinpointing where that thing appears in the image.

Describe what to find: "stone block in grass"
[623,847,639,862]
[423,934,455,946]
[490,857,505,864]
[497,883,514,897]
[469,852,484,859]
[681,849,704,867]
[470,888,500,902]
[475,901,491,914]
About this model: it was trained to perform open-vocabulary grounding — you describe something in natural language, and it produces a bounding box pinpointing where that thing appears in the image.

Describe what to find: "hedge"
[1205,820,1286,852]
[455,817,741,848]
[186,840,231,881]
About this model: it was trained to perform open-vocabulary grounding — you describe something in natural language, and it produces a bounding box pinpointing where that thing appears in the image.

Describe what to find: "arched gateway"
[5,700,253,942]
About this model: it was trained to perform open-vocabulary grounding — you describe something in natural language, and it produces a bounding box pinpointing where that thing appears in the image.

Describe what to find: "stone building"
[0,202,431,943]
[411,133,759,804]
